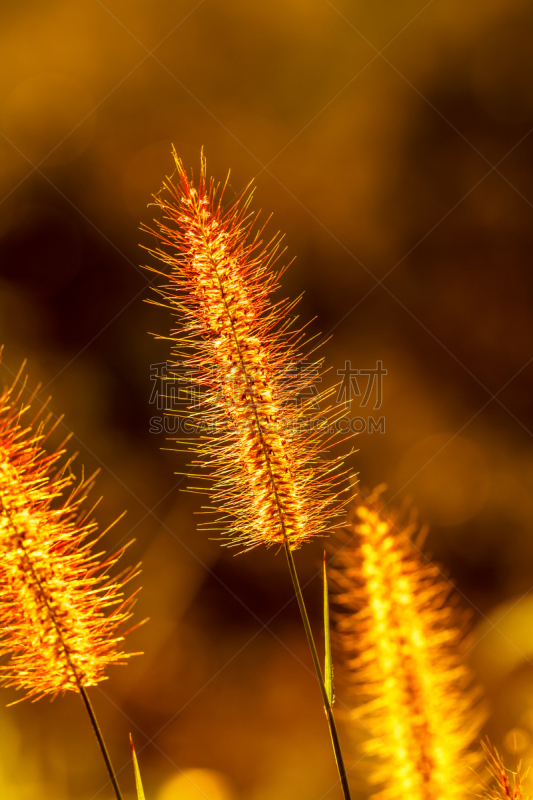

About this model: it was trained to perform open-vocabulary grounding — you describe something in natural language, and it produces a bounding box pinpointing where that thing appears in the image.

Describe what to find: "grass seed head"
[144,150,352,552]
[331,488,484,800]
[480,740,531,800]
[0,367,139,702]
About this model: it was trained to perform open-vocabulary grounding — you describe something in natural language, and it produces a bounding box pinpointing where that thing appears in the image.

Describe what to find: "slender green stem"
[284,541,352,800]
[79,686,124,800]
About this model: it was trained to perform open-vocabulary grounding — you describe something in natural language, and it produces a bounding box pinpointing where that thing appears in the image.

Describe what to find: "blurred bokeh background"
[1,0,533,797]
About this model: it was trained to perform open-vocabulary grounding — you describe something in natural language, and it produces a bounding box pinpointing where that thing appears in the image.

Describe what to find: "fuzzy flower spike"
[145,150,351,552]
[480,740,530,800]
[332,489,484,800]
[0,366,138,702]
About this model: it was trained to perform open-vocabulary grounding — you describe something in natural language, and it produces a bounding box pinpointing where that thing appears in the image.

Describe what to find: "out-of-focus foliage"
[1,0,533,797]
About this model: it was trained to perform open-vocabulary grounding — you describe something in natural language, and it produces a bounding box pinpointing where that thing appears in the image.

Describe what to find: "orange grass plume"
[331,488,484,800]
[480,741,530,800]
[143,150,351,552]
[0,366,139,702]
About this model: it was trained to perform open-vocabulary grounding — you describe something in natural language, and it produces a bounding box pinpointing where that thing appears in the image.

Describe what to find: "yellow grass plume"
[331,488,484,800]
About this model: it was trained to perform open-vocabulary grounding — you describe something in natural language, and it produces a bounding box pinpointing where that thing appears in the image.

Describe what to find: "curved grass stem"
[284,541,352,800]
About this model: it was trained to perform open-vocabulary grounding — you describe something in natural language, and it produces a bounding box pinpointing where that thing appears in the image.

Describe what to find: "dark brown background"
[1,1,533,798]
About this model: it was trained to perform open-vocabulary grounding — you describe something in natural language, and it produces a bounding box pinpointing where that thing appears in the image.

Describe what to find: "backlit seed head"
[331,489,484,800]
[144,150,352,552]
[0,367,139,702]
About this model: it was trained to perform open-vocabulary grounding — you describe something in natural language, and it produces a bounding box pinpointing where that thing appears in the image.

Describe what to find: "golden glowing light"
[0,368,138,702]
[144,150,350,551]
[157,768,234,800]
[332,489,483,800]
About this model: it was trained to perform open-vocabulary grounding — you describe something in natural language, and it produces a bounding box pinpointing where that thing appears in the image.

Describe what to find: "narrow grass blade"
[285,542,351,799]
[129,734,146,800]
[323,553,334,707]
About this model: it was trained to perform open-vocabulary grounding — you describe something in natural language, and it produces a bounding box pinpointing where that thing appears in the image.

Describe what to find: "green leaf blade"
[323,553,334,707]
[130,734,146,800]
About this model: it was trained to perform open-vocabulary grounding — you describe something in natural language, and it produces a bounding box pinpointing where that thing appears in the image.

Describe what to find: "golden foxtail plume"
[480,740,530,800]
[0,366,139,702]
[331,488,483,800]
[144,151,354,799]
[143,150,351,552]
